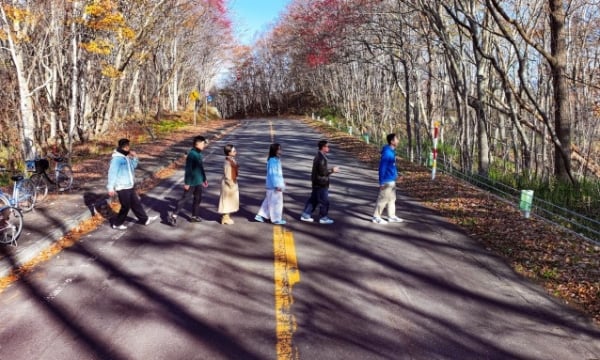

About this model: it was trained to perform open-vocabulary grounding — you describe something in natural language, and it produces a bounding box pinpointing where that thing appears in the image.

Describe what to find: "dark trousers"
[115,187,148,226]
[174,185,203,217]
[302,187,329,218]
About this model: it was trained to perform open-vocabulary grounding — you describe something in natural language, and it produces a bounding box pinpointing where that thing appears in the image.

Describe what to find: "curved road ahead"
[0,119,599,359]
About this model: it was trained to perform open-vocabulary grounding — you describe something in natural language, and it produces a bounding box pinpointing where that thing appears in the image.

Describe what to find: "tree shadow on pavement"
[0,246,130,360]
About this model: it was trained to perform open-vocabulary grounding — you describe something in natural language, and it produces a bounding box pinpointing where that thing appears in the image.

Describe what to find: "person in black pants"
[300,140,340,224]
[107,138,158,230]
[169,135,209,225]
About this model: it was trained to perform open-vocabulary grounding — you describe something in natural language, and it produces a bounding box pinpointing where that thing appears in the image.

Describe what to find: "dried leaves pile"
[310,119,600,325]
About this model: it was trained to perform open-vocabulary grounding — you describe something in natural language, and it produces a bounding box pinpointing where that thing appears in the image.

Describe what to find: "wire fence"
[435,158,600,245]
[314,116,600,245]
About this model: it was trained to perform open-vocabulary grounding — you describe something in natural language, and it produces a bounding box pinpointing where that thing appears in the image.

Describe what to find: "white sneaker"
[372,217,387,224]
[319,217,334,224]
[112,224,127,230]
[300,215,314,222]
[387,216,404,223]
[144,215,159,225]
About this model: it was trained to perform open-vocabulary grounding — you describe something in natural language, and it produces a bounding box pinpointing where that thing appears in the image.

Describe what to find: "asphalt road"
[0,119,599,359]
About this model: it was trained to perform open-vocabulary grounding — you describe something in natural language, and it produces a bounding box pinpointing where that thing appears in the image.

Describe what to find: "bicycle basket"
[35,159,49,172]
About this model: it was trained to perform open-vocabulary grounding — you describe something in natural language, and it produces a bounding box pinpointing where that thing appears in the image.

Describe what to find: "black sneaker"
[189,216,202,223]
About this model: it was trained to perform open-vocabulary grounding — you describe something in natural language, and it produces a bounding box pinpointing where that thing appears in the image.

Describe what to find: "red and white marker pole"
[432,121,440,180]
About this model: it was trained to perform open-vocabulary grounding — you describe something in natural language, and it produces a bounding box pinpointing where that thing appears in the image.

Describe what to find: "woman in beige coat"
[218,144,239,224]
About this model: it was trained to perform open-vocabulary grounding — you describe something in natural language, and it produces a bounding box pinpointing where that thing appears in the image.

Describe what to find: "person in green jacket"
[169,135,208,225]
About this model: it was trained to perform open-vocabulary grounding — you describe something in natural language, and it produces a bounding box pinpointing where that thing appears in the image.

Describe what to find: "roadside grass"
[304,116,600,326]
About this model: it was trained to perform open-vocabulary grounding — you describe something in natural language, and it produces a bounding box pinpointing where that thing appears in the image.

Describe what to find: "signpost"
[205,91,210,121]
[432,121,440,180]
[190,90,200,125]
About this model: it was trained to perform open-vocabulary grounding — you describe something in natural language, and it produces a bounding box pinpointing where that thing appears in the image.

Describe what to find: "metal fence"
[435,157,600,245]
[313,115,600,245]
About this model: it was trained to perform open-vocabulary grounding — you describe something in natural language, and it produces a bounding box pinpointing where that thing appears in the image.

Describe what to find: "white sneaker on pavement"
[300,215,314,222]
[319,217,334,224]
[112,224,127,230]
[387,216,404,223]
[144,215,159,225]
[372,217,387,224]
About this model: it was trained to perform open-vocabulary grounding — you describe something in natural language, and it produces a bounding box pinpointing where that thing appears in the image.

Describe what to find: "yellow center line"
[273,225,300,360]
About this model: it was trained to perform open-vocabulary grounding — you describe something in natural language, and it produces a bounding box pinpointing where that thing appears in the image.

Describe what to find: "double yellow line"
[273,225,300,359]
[270,119,300,359]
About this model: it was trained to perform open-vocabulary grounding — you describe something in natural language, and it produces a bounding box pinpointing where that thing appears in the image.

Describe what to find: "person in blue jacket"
[107,138,157,230]
[255,143,287,225]
[169,135,209,225]
[372,133,404,224]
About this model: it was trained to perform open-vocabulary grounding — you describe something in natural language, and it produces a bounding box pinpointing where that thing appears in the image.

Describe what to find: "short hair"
[268,143,281,159]
[118,138,130,148]
[386,133,397,144]
[318,140,328,150]
[193,135,206,145]
[223,144,235,155]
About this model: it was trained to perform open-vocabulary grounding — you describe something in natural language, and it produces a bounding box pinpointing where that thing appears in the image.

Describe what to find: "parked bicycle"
[27,153,74,202]
[0,171,36,212]
[0,204,23,246]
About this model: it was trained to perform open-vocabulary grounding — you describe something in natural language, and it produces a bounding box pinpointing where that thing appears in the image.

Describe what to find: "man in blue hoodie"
[372,133,404,224]
[107,138,158,230]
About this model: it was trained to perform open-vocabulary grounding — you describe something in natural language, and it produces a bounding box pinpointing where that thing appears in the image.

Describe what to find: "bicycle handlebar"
[26,153,70,162]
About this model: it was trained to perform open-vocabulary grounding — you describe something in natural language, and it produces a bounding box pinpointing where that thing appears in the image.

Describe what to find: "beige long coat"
[218,157,239,214]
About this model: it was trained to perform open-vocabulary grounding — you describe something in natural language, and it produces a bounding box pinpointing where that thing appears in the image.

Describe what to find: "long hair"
[223,144,235,156]
[268,143,281,160]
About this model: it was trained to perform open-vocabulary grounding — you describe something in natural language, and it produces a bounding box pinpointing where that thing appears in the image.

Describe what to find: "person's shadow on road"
[83,192,116,219]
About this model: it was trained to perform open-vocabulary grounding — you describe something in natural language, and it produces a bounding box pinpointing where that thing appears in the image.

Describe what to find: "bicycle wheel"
[56,164,73,191]
[16,178,36,212]
[0,193,9,208]
[0,206,23,245]
[30,173,49,202]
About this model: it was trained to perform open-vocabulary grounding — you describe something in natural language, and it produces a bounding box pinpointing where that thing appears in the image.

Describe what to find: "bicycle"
[27,153,74,202]
[0,204,23,246]
[0,171,36,212]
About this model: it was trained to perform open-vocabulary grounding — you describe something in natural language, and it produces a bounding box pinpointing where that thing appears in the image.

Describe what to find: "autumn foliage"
[278,0,379,67]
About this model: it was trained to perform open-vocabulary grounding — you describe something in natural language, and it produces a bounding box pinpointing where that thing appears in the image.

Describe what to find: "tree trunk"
[549,0,572,182]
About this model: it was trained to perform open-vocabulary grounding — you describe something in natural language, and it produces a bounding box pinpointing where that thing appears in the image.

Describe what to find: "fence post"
[520,190,534,218]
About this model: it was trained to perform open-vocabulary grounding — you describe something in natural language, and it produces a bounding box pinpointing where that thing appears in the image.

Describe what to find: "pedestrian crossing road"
[0,119,599,359]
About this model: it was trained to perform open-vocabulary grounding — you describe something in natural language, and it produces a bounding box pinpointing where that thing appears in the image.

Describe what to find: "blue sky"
[228,0,291,44]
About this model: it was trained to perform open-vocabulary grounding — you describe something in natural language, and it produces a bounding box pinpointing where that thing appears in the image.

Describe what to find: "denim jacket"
[107,151,138,191]
[265,156,285,190]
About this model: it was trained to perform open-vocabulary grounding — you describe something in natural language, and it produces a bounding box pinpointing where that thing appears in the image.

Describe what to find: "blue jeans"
[302,187,329,218]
